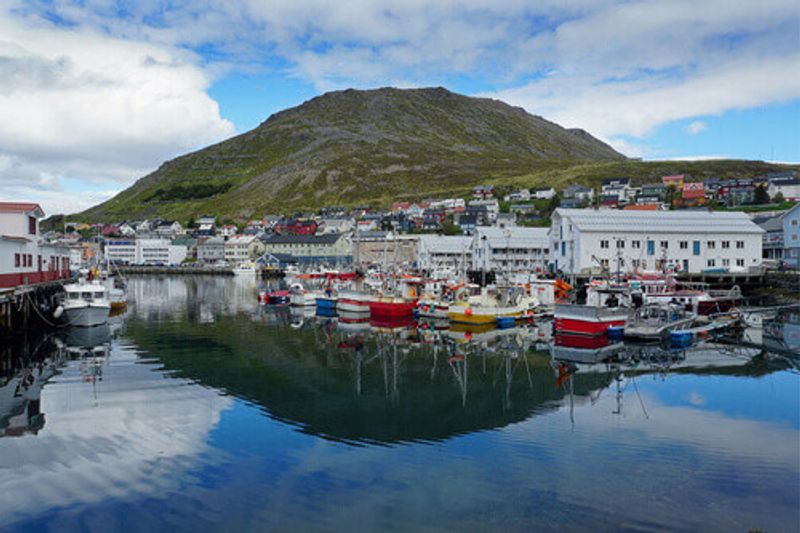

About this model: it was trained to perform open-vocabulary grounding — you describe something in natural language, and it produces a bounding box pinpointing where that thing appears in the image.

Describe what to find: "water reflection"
[0,276,797,532]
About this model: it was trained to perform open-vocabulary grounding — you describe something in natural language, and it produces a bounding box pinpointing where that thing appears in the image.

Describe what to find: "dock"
[0,279,68,338]
[118,265,234,276]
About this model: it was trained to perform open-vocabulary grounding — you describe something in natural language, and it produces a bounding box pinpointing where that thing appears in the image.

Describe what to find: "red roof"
[682,182,705,199]
[0,202,44,216]
[624,204,659,211]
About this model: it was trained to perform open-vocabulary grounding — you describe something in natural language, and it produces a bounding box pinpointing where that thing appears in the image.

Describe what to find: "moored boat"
[59,281,111,327]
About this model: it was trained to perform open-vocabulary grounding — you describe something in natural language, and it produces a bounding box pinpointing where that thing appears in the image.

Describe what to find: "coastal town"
[6,171,797,280]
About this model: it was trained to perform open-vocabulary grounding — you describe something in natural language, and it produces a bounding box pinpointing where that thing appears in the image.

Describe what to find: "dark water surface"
[1,276,798,532]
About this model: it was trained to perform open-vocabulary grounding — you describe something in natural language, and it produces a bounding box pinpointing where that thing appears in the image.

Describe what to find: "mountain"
[77,87,626,222]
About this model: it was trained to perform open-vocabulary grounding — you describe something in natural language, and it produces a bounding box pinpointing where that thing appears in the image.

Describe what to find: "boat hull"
[64,304,110,327]
[554,304,628,336]
[369,300,416,318]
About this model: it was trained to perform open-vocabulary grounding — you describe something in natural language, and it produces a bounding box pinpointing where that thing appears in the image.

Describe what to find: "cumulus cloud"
[0,5,234,214]
[2,0,799,212]
[686,121,708,135]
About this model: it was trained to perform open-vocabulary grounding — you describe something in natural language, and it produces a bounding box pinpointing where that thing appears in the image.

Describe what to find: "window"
[14,253,20,267]
[600,240,609,249]
[722,258,730,266]
[647,240,655,256]
[736,258,744,267]
[561,242,565,256]
[632,240,641,249]
[722,241,730,249]
[632,259,640,268]
[28,216,36,235]
[660,241,669,249]
[600,259,609,268]
[707,240,715,249]
[707,259,716,267]
[679,241,688,249]
[616,240,625,248]
[693,241,701,255]
[736,241,744,249]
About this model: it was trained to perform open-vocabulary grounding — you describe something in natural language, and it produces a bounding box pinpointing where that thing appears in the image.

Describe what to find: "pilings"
[0,280,66,339]
[118,265,234,276]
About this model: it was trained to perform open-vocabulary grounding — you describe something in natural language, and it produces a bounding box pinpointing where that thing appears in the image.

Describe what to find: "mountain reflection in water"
[0,276,797,532]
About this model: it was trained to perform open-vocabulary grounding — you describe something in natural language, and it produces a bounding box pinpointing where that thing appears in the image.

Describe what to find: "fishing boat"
[289,283,318,306]
[233,262,259,276]
[57,281,111,327]
[448,286,535,326]
[624,302,696,341]
[368,278,422,319]
[554,284,630,336]
[337,289,373,314]
[259,290,290,305]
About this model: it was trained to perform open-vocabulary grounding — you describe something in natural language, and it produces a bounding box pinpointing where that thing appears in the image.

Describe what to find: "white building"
[550,208,764,275]
[768,179,800,201]
[105,240,137,264]
[472,226,551,278]
[197,237,226,263]
[105,239,187,265]
[532,187,556,200]
[224,235,264,263]
[416,235,473,273]
[138,239,187,265]
[0,202,70,288]
[504,189,531,202]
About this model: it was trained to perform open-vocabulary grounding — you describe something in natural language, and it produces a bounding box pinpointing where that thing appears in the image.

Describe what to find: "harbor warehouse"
[550,208,764,275]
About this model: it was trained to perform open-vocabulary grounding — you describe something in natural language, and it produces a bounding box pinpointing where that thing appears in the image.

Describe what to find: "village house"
[274,218,318,236]
[318,217,355,235]
[468,198,500,223]
[680,182,707,207]
[532,187,556,200]
[662,174,686,189]
[456,214,478,235]
[504,189,531,202]
[601,178,634,202]
[224,234,265,263]
[197,236,226,263]
[562,184,594,204]
[718,179,755,205]
[196,215,216,236]
[768,178,800,201]
[219,224,238,238]
[260,233,351,265]
[416,235,473,273]
[472,185,495,199]
[550,208,764,276]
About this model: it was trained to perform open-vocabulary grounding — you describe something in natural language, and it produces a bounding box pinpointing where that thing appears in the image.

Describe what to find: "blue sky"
[1,1,798,214]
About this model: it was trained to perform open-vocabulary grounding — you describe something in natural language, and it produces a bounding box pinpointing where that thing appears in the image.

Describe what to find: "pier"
[118,265,235,276]
[0,279,67,338]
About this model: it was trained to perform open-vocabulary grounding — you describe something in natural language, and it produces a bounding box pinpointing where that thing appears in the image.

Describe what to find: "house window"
[660,241,668,249]
[736,258,744,267]
[15,253,20,267]
[707,259,716,267]
[679,241,688,249]
[616,240,625,248]
[722,258,730,266]
[600,240,609,249]
[647,240,655,256]
[693,241,700,255]
[632,240,641,249]
[736,241,744,249]
[600,259,609,268]
[722,241,730,249]
[707,240,715,249]
[28,216,36,235]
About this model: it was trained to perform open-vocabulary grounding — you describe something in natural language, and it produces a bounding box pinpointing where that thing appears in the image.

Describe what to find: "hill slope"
[78,87,626,221]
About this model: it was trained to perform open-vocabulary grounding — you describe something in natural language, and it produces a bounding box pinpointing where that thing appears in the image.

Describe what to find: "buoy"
[465,308,473,316]
[53,306,64,319]
[423,305,430,312]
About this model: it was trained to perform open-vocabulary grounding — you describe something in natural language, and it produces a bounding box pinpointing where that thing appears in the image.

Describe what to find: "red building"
[681,182,707,206]
[274,219,318,235]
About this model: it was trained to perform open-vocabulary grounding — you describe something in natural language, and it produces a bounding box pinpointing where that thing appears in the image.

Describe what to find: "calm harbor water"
[1,276,798,532]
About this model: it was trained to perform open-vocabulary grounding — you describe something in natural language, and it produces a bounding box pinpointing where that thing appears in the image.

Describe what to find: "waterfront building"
[104,240,137,264]
[224,235,265,263]
[0,202,71,288]
[779,203,800,268]
[472,226,550,277]
[351,231,417,268]
[197,237,226,263]
[550,208,764,276]
[261,233,351,265]
[138,239,188,265]
[416,235,473,273]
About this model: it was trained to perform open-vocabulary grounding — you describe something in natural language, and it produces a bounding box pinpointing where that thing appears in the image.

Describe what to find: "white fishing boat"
[289,283,318,306]
[233,262,259,276]
[58,281,111,327]
[624,302,696,341]
[337,289,373,313]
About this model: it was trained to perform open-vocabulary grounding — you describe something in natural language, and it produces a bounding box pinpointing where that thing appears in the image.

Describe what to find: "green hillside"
[75,87,798,223]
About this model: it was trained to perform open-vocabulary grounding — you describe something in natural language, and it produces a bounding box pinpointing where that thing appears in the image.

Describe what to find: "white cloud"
[0,5,235,215]
[685,121,707,135]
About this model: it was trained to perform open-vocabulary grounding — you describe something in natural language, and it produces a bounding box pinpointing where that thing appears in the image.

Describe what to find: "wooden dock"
[0,279,68,338]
